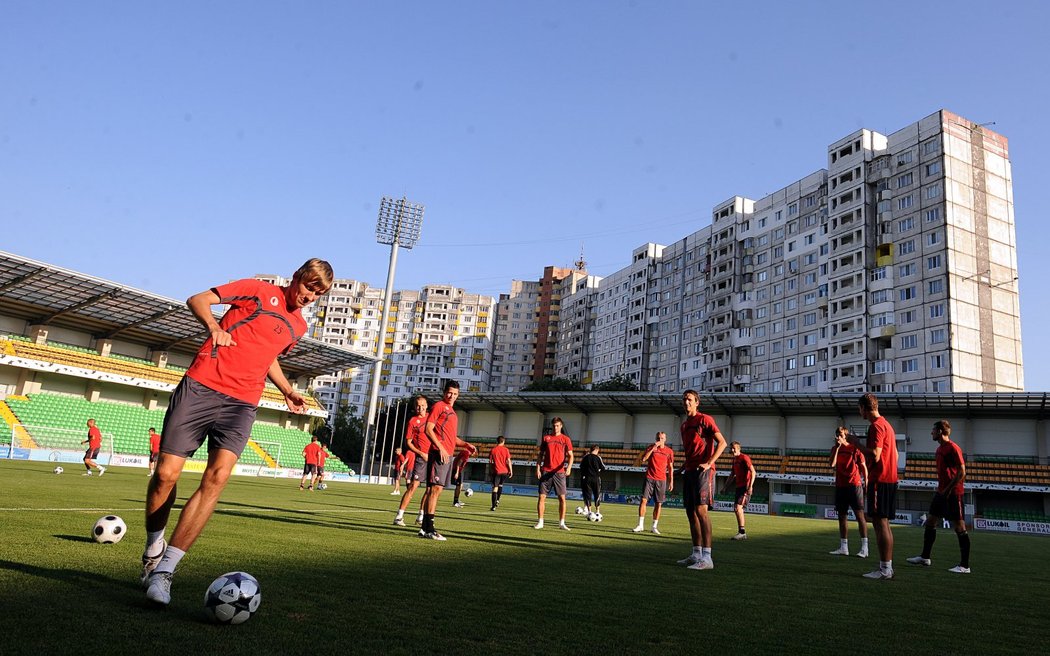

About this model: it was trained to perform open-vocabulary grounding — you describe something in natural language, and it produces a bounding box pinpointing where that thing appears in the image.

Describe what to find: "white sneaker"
[559,523,571,531]
[98,467,106,477]
[393,517,406,527]
[83,471,93,476]
[677,554,701,566]
[418,529,427,537]
[829,547,849,556]
[856,549,869,558]
[423,531,447,541]
[687,558,714,570]
[390,490,401,495]
[453,502,465,508]
[140,539,167,588]
[862,569,893,580]
[731,533,747,541]
[414,516,423,526]
[534,521,544,530]
[651,527,661,535]
[145,571,173,605]
[948,565,971,574]
[632,526,644,533]
[907,556,932,566]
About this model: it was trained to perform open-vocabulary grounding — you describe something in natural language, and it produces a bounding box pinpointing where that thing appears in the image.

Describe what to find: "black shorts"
[835,485,864,514]
[316,466,325,475]
[582,477,601,504]
[683,468,716,510]
[538,471,567,497]
[160,377,257,458]
[734,485,751,507]
[410,455,428,483]
[643,477,668,504]
[427,449,453,488]
[929,492,963,523]
[867,482,898,519]
[149,452,159,464]
[302,463,317,475]
[84,447,100,460]
[492,473,509,488]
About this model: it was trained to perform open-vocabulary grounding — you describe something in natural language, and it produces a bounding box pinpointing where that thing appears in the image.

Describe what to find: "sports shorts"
[149,452,159,464]
[410,454,428,482]
[582,477,601,505]
[427,449,454,488]
[683,468,716,510]
[159,376,257,458]
[538,470,567,497]
[734,485,751,507]
[929,491,963,523]
[643,477,668,504]
[491,473,509,488]
[867,482,898,519]
[835,485,864,514]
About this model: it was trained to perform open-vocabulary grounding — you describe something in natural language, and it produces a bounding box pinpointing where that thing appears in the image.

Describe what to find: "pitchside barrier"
[3,424,115,465]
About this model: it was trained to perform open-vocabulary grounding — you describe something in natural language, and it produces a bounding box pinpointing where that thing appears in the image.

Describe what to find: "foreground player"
[299,434,321,491]
[393,395,428,527]
[147,427,161,477]
[579,445,606,519]
[677,390,727,570]
[420,380,474,540]
[81,419,106,476]
[907,420,971,573]
[141,258,332,605]
[849,393,899,580]
[535,418,574,530]
[722,441,755,540]
[488,435,512,511]
[829,427,869,557]
[634,432,673,534]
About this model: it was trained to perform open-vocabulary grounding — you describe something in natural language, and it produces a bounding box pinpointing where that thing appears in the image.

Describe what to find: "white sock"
[395,510,404,519]
[881,560,892,572]
[840,538,848,549]
[652,520,659,528]
[153,545,186,575]
[635,519,644,528]
[692,546,702,555]
[536,519,544,527]
[146,530,166,556]
[861,538,869,548]
[702,547,712,559]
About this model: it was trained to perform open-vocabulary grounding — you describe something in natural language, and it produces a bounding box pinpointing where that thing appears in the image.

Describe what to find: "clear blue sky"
[2,1,1048,390]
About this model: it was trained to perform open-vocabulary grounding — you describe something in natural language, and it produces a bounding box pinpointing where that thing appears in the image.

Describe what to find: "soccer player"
[420,380,474,540]
[907,420,971,574]
[393,395,429,527]
[391,447,406,495]
[535,417,574,530]
[677,390,727,570]
[147,427,161,477]
[452,443,477,507]
[721,441,755,540]
[828,426,869,557]
[848,392,899,580]
[81,418,106,476]
[579,445,606,519]
[315,444,329,489]
[300,434,321,491]
[634,432,674,534]
[488,435,513,511]
[141,258,332,606]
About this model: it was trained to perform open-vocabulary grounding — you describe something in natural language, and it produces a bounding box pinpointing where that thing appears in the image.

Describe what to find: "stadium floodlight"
[361,196,425,480]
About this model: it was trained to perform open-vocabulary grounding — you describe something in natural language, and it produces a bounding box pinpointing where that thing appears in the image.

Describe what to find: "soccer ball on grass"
[575,506,586,515]
[589,512,603,522]
[53,466,64,474]
[93,515,127,543]
[204,572,262,625]
[317,483,327,490]
[464,488,474,497]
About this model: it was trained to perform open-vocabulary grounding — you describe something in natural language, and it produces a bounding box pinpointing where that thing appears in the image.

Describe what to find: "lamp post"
[360,196,424,480]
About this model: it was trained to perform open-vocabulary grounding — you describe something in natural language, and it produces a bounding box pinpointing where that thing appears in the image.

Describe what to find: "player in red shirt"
[907,420,971,573]
[721,441,756,540]
[393,396,430,527]
[488,435,513,511]
[828,426,869,557]
[420,380,474,540]
[534,417,574,530]
[147,427,162,477]
[634,432,674,534]
[80,418,106,476]
[451,443,477,507]
[141,258,332,605]
[848,393,899,580]
[315,444,330,489]
[678,390,727,570]
[300,435,322,491]
[392,448,407,495]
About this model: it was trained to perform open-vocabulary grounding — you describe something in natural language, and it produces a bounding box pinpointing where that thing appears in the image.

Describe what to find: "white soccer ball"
[317,483,327,490]
[92,515,127,544]
[54,466,64,474]
[204,571,262,625]
[575,506,586,515]
[589,512,603,522]
[465,488,474,497]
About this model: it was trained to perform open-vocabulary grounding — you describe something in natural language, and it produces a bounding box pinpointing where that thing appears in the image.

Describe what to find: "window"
[899,309,917,324]
[871,289,891,304]
[772,342,782,354]
[927,231,941,246]
[930,354,946,369]
[805,273,817,285]
[772,321,783,334]
[900,334,918,349]
[898,240,915,256]
[925,161,941,176]
[898,262,916,277]
[930,328,947,344]
[901,359,919,373]
[927,255,942,270]
[922,138,940,155]
[774,246,784,258]
[757,271,768,282]
[897,151,914,165]
[802,375,816,388]
[804,292,816,305]
[802,312,816,326]
[898,217,915,233]
[804,234,815,245]
[898,195,914,210]
[899,286,917,301]
[896,172,914,188]
[925,184,941,199]
[787,358,797,370]
[755,344,766,356]
[929,304,945,319]
[925,207,941,223]
[803,354,816,367]
[803,253,817,265]
[928,279,944,294]
[803,333,817,346]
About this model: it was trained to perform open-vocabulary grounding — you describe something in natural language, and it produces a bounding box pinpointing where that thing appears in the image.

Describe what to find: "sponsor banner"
[26,448,113,465]
[233,464,263,477]
[182,460,208,473]
[822,507,913,525]
[326,472,352,483]
[713,499,769,514]
[111,454,148,467]
[974,518,1050,535]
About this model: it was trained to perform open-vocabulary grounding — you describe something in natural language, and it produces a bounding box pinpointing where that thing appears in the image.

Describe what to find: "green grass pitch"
[1,460,1048,655]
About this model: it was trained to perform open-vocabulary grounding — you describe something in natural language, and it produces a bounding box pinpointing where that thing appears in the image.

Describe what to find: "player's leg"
[733,504,746,537]
[635,497,648,531]
[535,474,548,528]
[490,474,498,510]
[951,512,971,572]
[558,494,569,529]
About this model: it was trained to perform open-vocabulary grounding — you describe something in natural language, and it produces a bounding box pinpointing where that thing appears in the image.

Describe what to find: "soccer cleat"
[559,523,571,531]
[490,506,497,512]
[417,529,427,537]
[856,549,869,558]
[145,571,173,605]
[687,558,714,571]
[453,502,465,508]
[632,526,644,533]
[83,471,93,476]
[829,547,849,556]
[731,533,747,541]
[98,467,106,477]
[862,569,893,580]
[677,554,701,566]
[393,517,406,527]
[534,521,544,530]
[414,516,423,526]
[651,527,661,536]
[907,556,932,566]
[948,565,971,574]
[424,532,447,541]
[140,539,167,588]
[298,485,304,490]
[390,490,401,495]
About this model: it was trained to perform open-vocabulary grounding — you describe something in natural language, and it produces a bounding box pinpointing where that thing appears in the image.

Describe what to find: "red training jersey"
[866,416,899,484]
[936,440,965,495]
[149,432,161,454]
[88,425,102,450]
[645,445,675,481]
[680,413,720,469]
[303,442,321,466]
[185,278,307,406]
[833,443,865,487]
[732,453,754,487]
[396,452,407,471]
[426,400,459,455]
[317,449,329,467]
[404,450,416,473]
[541,433,573,473]
[406,415,430,454]
[490,444,512,475]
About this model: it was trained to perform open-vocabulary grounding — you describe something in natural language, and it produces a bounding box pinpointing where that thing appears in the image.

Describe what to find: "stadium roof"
[0,251,377,379]
[457,391,1050,419]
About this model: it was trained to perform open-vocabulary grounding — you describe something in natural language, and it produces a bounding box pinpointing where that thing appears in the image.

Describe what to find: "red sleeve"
[212,279,268,307]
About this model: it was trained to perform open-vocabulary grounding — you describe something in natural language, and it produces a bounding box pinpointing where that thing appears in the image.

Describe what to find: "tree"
[591,373,638,391]
[327,404,365,471]
[521,377,584,392]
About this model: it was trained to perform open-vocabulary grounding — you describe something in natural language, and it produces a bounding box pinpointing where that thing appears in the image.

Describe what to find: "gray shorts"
[302,463,317,475]
[643,477,668,504]
[159,376,257,458]
[538,471,567,497]
[427,449,454,488]
[410,455,428,482]
[84,447,100,460]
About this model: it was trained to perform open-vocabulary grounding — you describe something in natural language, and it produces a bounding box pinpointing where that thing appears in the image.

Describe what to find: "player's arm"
[187,289,235,347]
[536,442,544,478]
[667,452,675,492]
[830,443,840,469]
[641,444,655,463]
[702,431,728,471]
[747,460,756,493]
[267,359,305,413]
[506,449,514,478]
[941,457,966,495]
[566,449,574,474]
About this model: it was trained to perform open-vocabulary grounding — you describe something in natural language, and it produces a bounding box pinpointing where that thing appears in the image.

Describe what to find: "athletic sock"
[496,490,503,502]
[922,526,937,559]
[881,560,893,573]
[395,510,404,520]
[635,519,644,529]
[153,545,186,575]
[652,520,659,529]
[702,547,712,559]
[957,530,970,568]
[860,537,869,550]
[738,527,746,535]
[145,530,166,556]
[423,513,435,533]
[491,491,497,508]
[692,546,702,556]
[840,538,849,550]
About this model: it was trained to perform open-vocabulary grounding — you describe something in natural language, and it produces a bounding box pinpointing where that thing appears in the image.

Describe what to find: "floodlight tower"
[360,196,424,479]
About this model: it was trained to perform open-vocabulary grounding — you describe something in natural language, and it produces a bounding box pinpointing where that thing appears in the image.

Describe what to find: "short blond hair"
[294,258,334,289]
